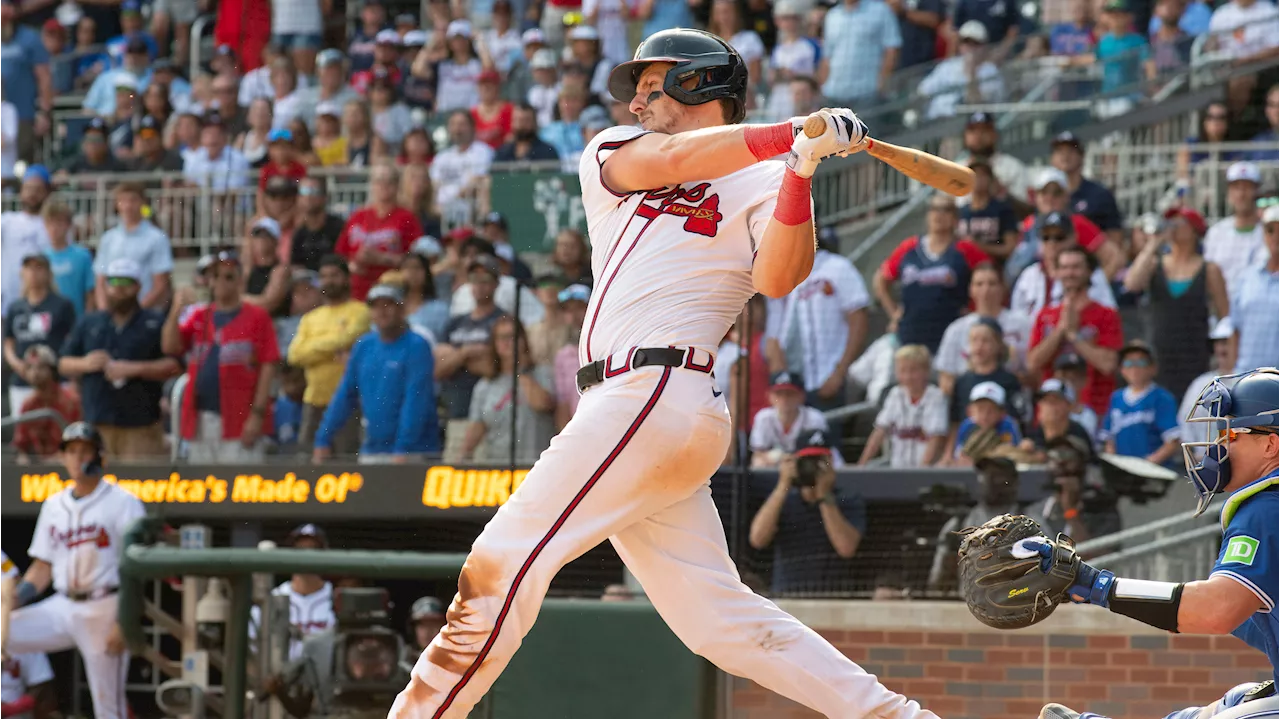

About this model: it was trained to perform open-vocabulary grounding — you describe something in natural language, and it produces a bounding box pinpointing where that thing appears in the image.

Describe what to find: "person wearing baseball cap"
[1009,207,1119,321]
[294,49,360,130]
[66,116,128,175]
[748,425,866,595]
[952,380,1021,465]
[1100,339,1182,468]
[1048,129,1123,245]
[1124,201,1227,396]
[11,341,80,462]
[1227,200,1279,373]
[2,164,56,316]
[957,112,1030,212]
[405,596,447,665]
[545,282,591,425]
[956,153,1018,260]
[5,250,73,414]
[478,212,533,283]
[1019,378,1095,464]
[1204,161,1266,294]
[243,217,291,314]
[748,370,847,468]
[132,114,184,172]
[1009,165,1120,279]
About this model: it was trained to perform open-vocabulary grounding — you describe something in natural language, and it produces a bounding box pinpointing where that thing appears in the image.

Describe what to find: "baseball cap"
[1226,161,1262,185]
[469,254,502,279]
[1033,167,1069,192]
[482,211,507,230]
[1055,352,1086,371]
[267,128,293,144]
[23,164,51,185]
[214,43,235,58]
[966,111,995,127]
[202,110,227,128]
[21,252,50,268]
[1209,316,1235,341]
[315,101,342,118]
[265,175,299,197]
[251,216,282,239]
[403,30,428,47]
[23,344,57,368]
[1265,204,1280,225]
[411,235,443,258]
[1102,0,1131,11]
[1050,131,1082,150]
[41,18,65,34]
[972,315,1004,339]
[1041,210,1073,233]
[531,48,558,69]
[291,268,321,288]
[138,114,162,135]
[478,69,501,84]
[446,19,472,38]
[1036,378,1076,403]
[558,283,591,304]
[121,0,141,12]
[967,154,993,171]
[522,28,547,45]
[568,25,600,41]
[85,117,109,136]
[968,381,1007,406]
[125,36,149,54]
[286,523,328,547]
[366,283,405,304]
[795,428,833,458]
[114,72,140,91]
[773,0,802,16]
[394,12,416,25]
[957,19,988,43]
[410,596,446,621]
[1163,207,1207,236]
[769,370,805,393]
[1120,339,1156,362]
[317,48,346,67]
[370,66,396,89]
[492,243,515,264]
[105,257,143,282]
[375,28,402,46]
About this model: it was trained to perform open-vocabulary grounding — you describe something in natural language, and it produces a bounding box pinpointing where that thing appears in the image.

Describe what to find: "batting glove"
[786,109,869,179]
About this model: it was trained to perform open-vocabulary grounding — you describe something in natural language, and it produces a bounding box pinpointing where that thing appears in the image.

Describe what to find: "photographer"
[1035,436,1121,542]
[748,430,866,596]
[928,457,1046,592]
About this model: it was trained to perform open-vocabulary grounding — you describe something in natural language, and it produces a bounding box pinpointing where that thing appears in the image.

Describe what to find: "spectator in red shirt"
[12,344,81,463]
[258,129,307,203]
[335,164,424,300]
[1027,245,1122,417]
[471,70,514,150]
[162,251,281,461]
[214,0,269,72]
[351,30,405,95]
[1009,167,1124,280]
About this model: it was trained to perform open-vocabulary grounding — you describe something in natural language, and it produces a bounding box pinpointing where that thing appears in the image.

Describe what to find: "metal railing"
[1077,501,1223,583]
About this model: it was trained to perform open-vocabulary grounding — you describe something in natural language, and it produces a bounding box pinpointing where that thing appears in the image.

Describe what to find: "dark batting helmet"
[607,28,749,124]
[60,421,104,453]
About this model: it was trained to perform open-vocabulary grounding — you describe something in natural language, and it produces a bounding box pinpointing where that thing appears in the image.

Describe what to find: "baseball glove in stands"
[956,514,1082,630]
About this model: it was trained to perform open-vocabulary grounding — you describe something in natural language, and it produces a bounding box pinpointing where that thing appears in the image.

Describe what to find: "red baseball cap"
[478,69,501,84]
[1163,207,1206,236]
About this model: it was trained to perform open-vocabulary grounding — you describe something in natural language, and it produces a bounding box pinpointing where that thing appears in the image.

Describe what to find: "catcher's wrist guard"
[1070,562,1116,607]
[1108,578,1184,633]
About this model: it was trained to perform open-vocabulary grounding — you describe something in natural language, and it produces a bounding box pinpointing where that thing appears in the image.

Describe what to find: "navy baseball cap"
[85,116,108,135]
[121,0,141,13]
[482,211,507,230]
[125,36,149,54]
[287,523,328,547]
[967,111,994,127]
[769,370,805,394]
[1042,211,1073,232]
[23,164,51,185]
[1051,131,1082,150]
[410,596,445,620]
[138,114,162,135]
[795,428,833,458]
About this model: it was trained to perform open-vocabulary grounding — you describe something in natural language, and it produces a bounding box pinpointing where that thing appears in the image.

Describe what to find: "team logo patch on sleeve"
[1224,536,1260,565]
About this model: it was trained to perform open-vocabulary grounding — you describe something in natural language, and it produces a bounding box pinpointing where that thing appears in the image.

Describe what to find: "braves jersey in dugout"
[1210,471,1278,680]
[577,125,797,364]
[27,480,146,595]
[249,581,336,660]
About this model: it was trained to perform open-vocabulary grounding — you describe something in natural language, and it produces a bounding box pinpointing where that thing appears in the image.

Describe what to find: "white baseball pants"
[391,363,939,719]
[8,593,130,719]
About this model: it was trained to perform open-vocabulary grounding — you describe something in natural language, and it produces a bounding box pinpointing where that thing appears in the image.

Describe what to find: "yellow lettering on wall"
[422,467,452,509]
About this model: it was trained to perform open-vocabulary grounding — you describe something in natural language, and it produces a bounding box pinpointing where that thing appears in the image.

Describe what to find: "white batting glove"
[786,109,869,179]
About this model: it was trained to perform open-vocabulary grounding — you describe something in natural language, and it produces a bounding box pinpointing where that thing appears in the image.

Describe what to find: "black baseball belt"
[65,586,119,602]
[577,347,713,393]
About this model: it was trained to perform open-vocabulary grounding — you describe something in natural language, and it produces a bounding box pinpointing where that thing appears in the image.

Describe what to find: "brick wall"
[731,602,1272,719]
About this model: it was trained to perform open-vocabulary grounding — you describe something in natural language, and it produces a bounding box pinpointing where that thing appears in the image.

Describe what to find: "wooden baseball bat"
[803,115,975,197]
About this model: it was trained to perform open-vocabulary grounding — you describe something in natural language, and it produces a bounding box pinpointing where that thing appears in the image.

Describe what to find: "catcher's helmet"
[607,28,749,123]
[60,421,104,453]
[1182,367,1279,515]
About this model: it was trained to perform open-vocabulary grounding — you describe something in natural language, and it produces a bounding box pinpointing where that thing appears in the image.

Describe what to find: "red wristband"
[773,168,812,226]
[744,122,795,162]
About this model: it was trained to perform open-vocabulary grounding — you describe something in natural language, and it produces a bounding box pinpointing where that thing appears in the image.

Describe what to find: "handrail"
[189,14,216,81]
[1089,523,1222,570]
[0,408,71,430]
[169,374,188,464]
[1075,501,1222,555]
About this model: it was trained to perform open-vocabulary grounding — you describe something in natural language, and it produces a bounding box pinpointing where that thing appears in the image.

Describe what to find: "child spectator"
[1102,341,1181,467]
[1050,0,1096,56]
[948,316,1026,432]
[750,371,843,468]
[935,263,1030,395]
[258,128,306,202]
[12,344,81,462]
[311,104,347,166]
[1019,378,1097,461]
[858,345,948,468]
[1095,0,1149,97]
[952,381,1022,465]
[957,157,1019,264]
[526,49,560,129]
[1054,353,1101,439]
[274,364,305,454]
[41,199,95,318]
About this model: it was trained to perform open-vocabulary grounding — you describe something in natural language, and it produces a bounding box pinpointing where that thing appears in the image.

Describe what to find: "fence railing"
[1077,501,1223,583]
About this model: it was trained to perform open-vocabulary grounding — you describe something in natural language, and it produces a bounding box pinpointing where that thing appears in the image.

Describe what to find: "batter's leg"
[6,594,75,655]
[391,368,732,719]
[610,487,941,719]
[70,596,131,719]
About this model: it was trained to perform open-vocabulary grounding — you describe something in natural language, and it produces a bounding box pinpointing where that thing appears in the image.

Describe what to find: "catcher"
[957,368,1278,719]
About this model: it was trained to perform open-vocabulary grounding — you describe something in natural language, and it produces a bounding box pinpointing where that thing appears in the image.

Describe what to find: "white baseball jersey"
[873,384,950,468]
[765,249,871,392]
[1207,0,1279,60]
[27,480,145,595]
[1204,217,1265,297]
[250,581,336,661]
[749,406,846,466]
[933,310,1033,377]
[577,125,789,365]
[1010,262,1116,320]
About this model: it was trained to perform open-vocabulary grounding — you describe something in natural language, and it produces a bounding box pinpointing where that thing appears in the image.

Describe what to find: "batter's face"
[630,63,695,134]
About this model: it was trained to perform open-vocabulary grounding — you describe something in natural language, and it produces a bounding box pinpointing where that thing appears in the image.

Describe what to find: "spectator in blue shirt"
[1,1,53,163]
[1050,132,1125,248]
[952,0,1020,61]
[892,0,944,69]
[40,199,95,317]
[1095,0,1149,94]
[539,86,589,164]
[953,380,1022,465]
[103,0,158,65]
[1147,0,1212,36]
[1050,0,1096,56]
[313,283,440,463]
[1231,205,1280,373]
[820,0,901,102]
[274,364,305,454]
[1102,340,1181,466]
[83,37,152,117]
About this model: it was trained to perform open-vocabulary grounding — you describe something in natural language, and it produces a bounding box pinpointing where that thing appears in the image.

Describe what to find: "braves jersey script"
[249,581,336,661]
[577,125,790,364]
[749,406,846,466]
[1209,472,1279,680]
[27,480,145,595]
[873,384,949,468]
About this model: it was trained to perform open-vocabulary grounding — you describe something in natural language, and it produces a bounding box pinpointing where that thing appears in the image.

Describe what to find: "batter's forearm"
[604,122,795,194]
[754,218,816,297]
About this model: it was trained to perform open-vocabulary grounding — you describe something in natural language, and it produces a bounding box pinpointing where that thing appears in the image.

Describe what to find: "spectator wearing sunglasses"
[1010,210,1116,322]
[1101,340,1181,468]
[290,177,345,272]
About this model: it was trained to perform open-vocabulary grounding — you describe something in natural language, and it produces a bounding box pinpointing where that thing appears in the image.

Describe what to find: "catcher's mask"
[1181,368,1279,516]
[607,28,749,123]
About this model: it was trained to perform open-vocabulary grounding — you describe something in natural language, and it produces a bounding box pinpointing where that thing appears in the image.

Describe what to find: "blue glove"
[1020,537,1116,607]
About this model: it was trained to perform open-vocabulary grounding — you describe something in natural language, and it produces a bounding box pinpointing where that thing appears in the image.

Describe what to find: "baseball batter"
[393,29,940,719]
[5,423,144,719]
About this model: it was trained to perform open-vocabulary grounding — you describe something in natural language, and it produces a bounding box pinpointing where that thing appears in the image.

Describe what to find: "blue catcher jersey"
[1209,470,1279,680]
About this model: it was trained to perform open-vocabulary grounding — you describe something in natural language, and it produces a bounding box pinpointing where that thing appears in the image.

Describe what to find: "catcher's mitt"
[961,426,1004,462]
[956,514,1080,630]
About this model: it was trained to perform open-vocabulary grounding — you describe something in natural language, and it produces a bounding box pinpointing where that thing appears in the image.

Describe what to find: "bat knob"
[803,115,826,138]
